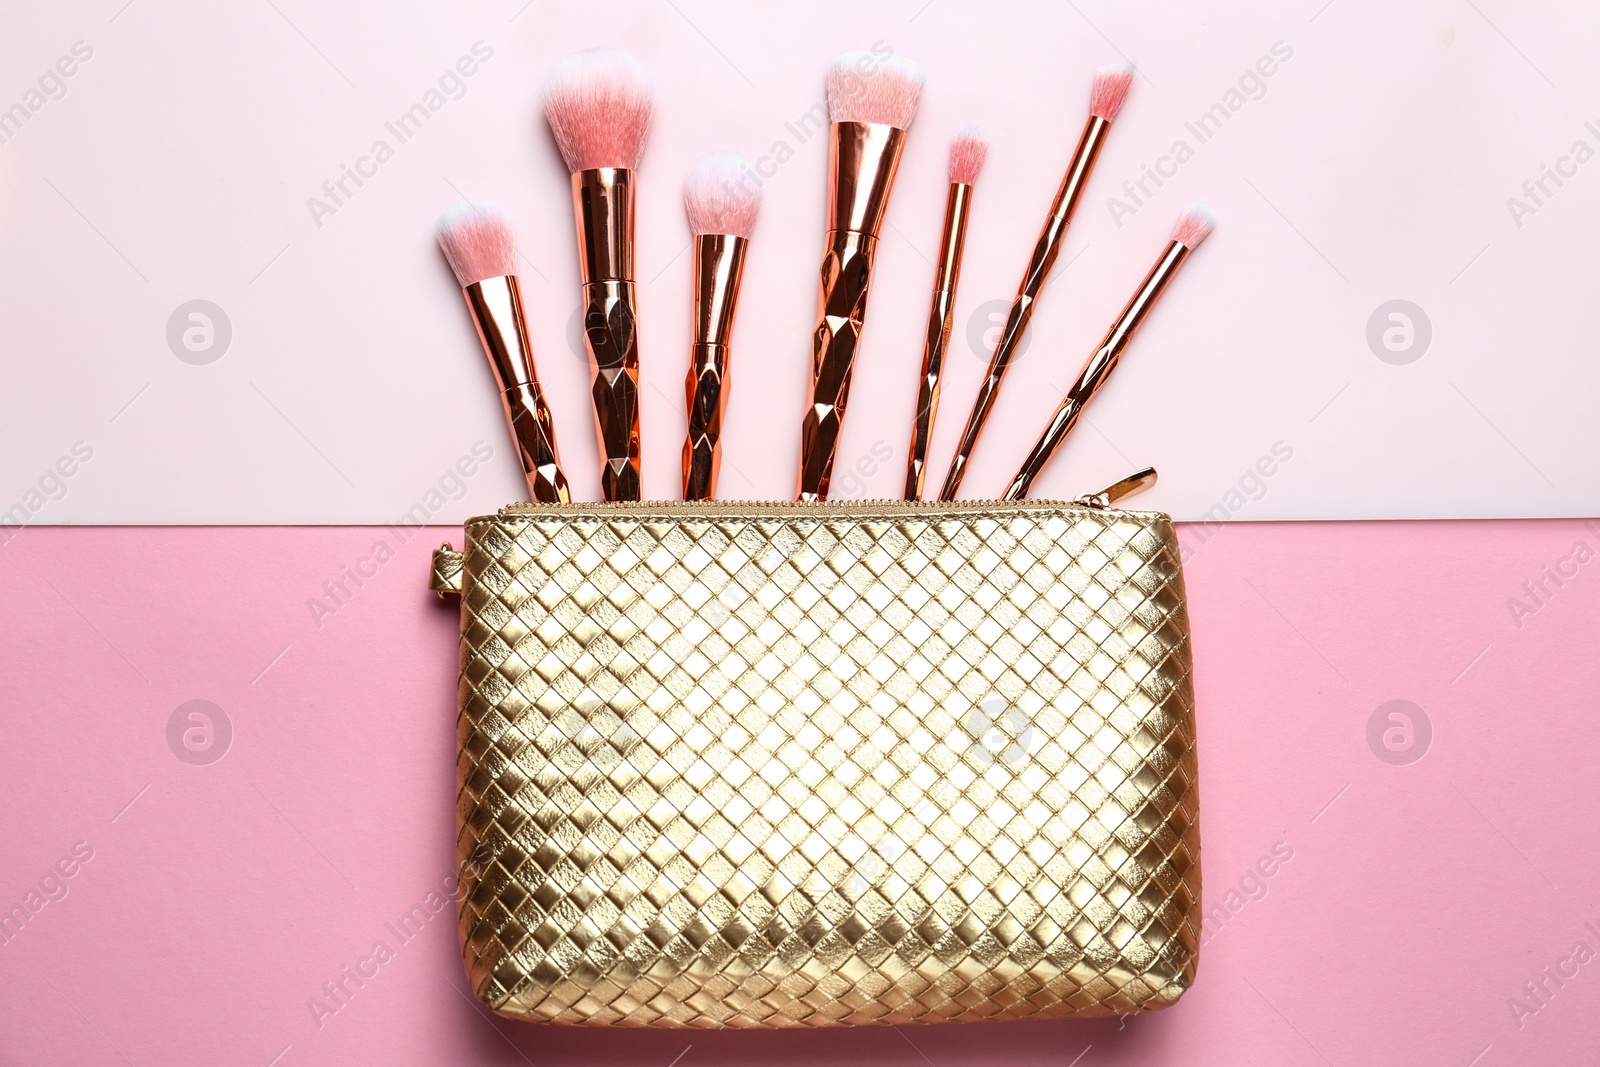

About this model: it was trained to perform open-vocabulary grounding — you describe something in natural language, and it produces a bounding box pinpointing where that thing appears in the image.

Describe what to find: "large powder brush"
[795,50,925,501]
[542,47,653,502]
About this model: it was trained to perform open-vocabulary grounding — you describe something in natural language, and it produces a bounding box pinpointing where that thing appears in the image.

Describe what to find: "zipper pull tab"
[1077,467,1158,509]
[431,541,464,598]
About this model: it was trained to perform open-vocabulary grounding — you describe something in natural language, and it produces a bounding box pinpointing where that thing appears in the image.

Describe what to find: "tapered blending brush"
[542,47,653,502]
[795,50,925,501]
[682,153,761,501]
[938,63,1135,500]
[1003,205,1215,500]
[436,199,570,503]
[904,126,988,500]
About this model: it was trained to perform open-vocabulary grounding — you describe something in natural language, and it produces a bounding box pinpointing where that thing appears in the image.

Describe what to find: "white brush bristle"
[826,51,925,129]
[436,199,517,286]
[683,152,761,238]
[1089,62,1135,121]
[541,47,653,172]
[948,125,989,184]
[1171,204,1217,249]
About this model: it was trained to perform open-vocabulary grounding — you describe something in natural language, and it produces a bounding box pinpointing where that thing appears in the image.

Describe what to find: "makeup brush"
[904,125,988,500]
[938,62,1135,500]
[436,199,569,504]
[796,50,925,501]
[1003,205,1215,500]
[543,47,653,502]
[682,152,761,501]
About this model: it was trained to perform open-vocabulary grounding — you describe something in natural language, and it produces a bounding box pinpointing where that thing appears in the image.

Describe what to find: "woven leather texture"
[448,501,1200,1027]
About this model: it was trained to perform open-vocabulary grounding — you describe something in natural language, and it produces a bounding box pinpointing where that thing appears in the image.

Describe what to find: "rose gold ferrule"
[827,122,908,238]
[461,277,569,503]
[1002,239,1190,501]
[572,168,635,283]
[463,276,535,392]
[1049,115,1110,222]
[570,167,642,501]
[904,182,972,500]
[683,234,748,501]
[938,114,1113,501]
[932,182,972,295]
[796,122,910,501]
[691,233,747,348]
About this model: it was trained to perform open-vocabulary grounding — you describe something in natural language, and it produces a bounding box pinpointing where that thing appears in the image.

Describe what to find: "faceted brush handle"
[796,230,875,501]
[581,280,641,502]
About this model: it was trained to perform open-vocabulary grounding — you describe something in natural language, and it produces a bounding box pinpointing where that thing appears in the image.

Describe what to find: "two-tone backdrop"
[2,0,1597,1064]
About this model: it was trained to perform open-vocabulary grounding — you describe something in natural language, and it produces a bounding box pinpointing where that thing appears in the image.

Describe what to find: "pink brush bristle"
[1089,62,1136,121]
[1171,204,1217,249]
[825,51,925,129]
[947,125,989,185]
[541,47,654,172]
[683,152,762,238]
[436,199,517,286]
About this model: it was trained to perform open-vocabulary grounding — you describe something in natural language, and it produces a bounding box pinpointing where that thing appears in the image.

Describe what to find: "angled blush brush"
[542,48,653,502]
[436,199,569,503]
[1003,205,1215,500]
[796,50,925,501]
[938,63,1134,500]
[904,126,988,500]
[681,152,760,501]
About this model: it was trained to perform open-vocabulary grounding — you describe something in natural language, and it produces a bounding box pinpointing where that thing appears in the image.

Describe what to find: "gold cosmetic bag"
[430,493,1200,1027]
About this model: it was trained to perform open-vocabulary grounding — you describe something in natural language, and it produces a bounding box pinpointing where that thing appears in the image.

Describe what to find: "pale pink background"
[3,0,1598,523]
[3,518,1597,1064]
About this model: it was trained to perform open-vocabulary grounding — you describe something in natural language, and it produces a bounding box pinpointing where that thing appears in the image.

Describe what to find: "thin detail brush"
[938,63,1134,500]
[904,125,988,500]
[1003,204,1215,500]
[542,47,653,502]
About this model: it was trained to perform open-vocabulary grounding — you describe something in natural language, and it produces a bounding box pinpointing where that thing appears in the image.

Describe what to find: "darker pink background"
[2,518,1597,1064]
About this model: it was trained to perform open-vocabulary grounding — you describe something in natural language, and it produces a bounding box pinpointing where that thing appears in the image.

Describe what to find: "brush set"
[429,46,1217,1027]
[435,47,1213,504]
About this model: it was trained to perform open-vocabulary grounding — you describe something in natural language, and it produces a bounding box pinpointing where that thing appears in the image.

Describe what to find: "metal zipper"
[1074,467,1158,509]
[436,468,1160,597]
[496,467,1159,518]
